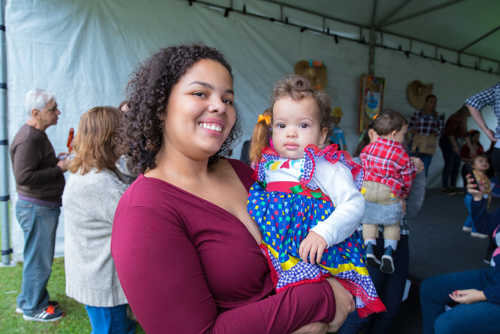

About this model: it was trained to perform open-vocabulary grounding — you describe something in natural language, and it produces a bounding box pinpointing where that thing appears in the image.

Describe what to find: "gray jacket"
[62,168,128,307]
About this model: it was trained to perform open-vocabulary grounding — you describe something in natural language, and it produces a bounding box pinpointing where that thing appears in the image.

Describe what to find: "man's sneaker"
[365,243,380,267]
[22,305,63,322]
[462,226,472,232]
[380,246,395,274]
[16,300,60,315]
[471,232,488,239]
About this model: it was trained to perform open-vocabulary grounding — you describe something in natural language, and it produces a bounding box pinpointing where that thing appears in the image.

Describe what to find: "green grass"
[0,257,145,333]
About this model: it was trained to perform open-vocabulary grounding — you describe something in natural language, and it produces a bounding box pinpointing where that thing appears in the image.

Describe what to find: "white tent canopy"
[270,0,500,65]
[3,0,499,260]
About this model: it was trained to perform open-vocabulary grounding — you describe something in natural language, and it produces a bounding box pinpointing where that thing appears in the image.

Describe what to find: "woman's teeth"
[199,123,222,132]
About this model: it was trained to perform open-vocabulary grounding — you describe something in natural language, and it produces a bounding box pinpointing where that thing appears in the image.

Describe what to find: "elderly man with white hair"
[10,89,68,322]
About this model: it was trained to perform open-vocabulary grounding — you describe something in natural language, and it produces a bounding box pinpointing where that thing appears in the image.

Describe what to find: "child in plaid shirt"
[360,110,423,274]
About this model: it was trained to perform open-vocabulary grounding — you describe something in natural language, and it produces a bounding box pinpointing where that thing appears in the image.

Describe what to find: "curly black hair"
[122,44,239,174]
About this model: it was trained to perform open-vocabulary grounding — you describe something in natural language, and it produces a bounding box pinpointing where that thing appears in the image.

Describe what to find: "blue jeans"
[416,153,433,177]
[15,199,60,316]
[338,236,409,334]
[85,304,136,334]
[420,269,500,334]
[463,194,477,232]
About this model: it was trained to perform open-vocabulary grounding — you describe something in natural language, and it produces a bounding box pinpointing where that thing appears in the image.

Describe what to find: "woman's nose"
[207,97,226,113]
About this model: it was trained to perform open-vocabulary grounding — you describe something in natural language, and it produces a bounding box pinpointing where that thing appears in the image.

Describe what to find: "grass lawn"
[0,257,145,333]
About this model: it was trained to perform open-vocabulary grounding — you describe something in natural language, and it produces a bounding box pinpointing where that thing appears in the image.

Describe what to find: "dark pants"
[420,269,500,334]
[415,153,433,177]
[338,235,409,334]
[440,137,461,189]
[492,147,500,181]
[460,163,471,189]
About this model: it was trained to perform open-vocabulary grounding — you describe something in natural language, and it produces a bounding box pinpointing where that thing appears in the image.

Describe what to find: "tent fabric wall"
[4,0,499,260]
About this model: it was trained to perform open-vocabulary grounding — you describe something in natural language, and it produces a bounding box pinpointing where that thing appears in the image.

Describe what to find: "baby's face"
[473,156,489,172]
[272,96,327,159]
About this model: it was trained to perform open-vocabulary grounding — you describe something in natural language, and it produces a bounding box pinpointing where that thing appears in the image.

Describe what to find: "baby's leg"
[380,223,400,274]
[383,223,400,250]
[362,224,378,245]
[362,224,379,267]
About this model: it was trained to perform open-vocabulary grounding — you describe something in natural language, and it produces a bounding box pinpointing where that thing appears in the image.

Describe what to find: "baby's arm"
[400,154,417,198]
[310,160,365,247]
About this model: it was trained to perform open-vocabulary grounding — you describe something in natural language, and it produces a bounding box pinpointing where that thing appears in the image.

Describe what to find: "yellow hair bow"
[257,114,271,126]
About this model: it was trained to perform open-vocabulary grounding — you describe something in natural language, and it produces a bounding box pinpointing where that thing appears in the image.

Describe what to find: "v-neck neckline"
[139,160,251,227]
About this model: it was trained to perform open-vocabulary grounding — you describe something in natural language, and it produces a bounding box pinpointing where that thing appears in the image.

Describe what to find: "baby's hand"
[299,231,327,265]
[410,157,424,174]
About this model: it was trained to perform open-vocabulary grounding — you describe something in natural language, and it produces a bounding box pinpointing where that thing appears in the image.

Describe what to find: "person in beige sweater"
[62,106,135,333]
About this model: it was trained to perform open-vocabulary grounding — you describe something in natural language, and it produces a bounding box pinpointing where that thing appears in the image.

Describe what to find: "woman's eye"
[223,98,234,105]
[192,92,206,98]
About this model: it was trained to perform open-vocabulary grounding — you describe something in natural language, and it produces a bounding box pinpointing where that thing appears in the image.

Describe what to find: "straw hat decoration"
[406,80,433,110]
[294,60,327,91]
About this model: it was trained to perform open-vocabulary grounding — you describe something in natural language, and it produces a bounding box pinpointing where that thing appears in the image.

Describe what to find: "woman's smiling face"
[162,59,236,160]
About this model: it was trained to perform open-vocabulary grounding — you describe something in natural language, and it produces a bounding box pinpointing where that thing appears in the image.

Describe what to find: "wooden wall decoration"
[359,75,385,132]
[407,80,433,110]
[294,60,327,91]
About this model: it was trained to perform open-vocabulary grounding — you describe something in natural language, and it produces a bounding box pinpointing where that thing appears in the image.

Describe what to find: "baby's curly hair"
[272,75,332,130]
[122,44,239,174]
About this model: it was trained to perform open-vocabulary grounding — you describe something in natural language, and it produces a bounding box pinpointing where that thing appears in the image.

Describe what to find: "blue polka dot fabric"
[248,182,385,316]
[248,144,385,317]
[249,181,366,270]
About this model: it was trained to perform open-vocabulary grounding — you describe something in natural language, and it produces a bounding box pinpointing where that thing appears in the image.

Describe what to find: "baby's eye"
[299,123,310,128]
[276,123,286,129]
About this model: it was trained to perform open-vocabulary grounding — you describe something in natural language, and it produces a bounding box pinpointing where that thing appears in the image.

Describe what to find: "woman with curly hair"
[63,106,135,333]
[111,44,355,334]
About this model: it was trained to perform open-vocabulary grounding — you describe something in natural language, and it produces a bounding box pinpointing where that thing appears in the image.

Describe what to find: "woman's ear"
[159,111,166,121]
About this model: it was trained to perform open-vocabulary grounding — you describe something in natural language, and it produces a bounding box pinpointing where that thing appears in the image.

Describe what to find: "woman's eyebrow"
[189,81,234,95]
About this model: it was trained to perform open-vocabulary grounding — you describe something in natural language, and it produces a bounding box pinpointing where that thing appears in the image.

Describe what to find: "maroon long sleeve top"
[111,159,336,334]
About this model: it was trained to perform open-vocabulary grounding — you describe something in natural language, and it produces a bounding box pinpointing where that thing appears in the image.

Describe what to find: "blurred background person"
[439,106,470,194]
[63,106,135,334]
[11,89,68,322]
[409,94,444,177]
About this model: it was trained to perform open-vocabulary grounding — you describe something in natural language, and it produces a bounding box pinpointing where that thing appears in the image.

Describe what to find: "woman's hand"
[299,231,327,265]
[326,278,355,332]
[449,289,486,304]
[465,174,483,202]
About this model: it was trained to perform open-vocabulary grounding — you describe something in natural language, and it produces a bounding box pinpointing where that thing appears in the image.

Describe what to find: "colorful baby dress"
[248,144,386,317]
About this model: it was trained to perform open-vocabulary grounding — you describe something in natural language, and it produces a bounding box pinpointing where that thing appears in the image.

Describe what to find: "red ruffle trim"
[259,244,386,318]
[336,278,387,317]
[256,144,362,188]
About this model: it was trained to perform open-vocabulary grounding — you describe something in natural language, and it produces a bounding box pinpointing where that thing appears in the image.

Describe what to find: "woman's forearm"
[467,106,492,136]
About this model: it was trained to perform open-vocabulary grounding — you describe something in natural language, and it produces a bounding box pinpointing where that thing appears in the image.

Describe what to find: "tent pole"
[368,0,378,75]
[0,0,13,267]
